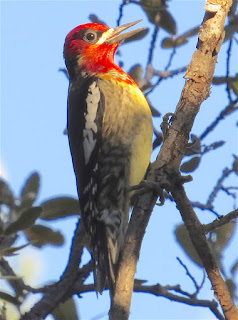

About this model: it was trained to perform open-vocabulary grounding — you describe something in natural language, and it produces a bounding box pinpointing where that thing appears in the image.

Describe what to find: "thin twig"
[0,258,26,297]
[164,191,219,215]
[199,98,238,140]
[117,0,127,27]
[203,208,238,234]
[20,220,85,320]
[146,47,177,96]
[177,257,200,292]
[146,25,159,70]
[153,66,187,78]
[133,282,225,320]
[71,281,224,320]
[207,168,233,207]
[212,75,238,84]
[171,178,237,320]
[226,39,233,103]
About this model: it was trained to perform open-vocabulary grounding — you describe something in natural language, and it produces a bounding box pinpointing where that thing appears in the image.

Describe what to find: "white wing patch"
[83,81,100,164]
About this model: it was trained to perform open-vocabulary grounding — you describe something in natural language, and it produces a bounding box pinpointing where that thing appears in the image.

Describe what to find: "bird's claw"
[129,180,165,206]
[160,112,175,140]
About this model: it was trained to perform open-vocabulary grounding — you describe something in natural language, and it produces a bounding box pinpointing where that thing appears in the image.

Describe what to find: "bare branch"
[203,209,238,234]
[146,25,159,69]
[0,258,26,297]
[20,220,84,320]
[212,75,238,84]
[110,1,237,319]
[177,257,200,292]
[226,39,234,102]
[146,48,177,96]
[72,281,225,320]
[109,190,156,319]
[117,0,127,26]
[171,179,238,320]
[133,282,225,320]
[199,98,238,140]
[153,66,187,79]
[207,168,233,207]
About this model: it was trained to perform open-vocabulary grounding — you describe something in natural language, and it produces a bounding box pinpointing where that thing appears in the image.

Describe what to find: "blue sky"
[1,1,237,319]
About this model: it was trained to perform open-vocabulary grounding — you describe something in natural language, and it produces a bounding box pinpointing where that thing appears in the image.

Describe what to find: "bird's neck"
[74,46,137,85]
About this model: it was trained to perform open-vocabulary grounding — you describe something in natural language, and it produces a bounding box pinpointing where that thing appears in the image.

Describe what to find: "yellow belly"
[98,77,153,187]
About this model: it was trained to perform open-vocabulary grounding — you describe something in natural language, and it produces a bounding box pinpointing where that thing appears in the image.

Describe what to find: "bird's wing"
[67,77,104,231]
[67,76,108,293]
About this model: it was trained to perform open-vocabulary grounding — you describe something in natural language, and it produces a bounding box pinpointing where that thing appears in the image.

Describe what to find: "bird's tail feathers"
[93,209,125,295]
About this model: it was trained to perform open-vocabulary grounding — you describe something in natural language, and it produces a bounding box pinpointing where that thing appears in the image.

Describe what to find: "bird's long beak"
[106,20,145,45]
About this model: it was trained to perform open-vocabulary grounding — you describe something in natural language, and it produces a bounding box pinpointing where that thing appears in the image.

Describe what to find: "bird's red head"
[64,20,145,79]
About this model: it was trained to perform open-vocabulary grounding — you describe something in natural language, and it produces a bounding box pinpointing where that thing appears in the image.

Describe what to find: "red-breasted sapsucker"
[64,20,153,294]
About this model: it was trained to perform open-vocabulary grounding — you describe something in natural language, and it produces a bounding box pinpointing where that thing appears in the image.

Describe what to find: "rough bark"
[109,1,237,319]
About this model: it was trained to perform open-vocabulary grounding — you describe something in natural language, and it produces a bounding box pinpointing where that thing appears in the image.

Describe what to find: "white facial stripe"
[96,28,114,45]
[83,81,100,164]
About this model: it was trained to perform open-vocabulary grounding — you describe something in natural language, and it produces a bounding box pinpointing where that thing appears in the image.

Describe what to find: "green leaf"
[20,172,40,209]
[161,26,199,48]
[24,225,64,247]
[0,219,4,235]
[141,0,164,8]
[40,197,80,220]
[0,179,15,207]
[184,135,201,156]
[231,259,238,275]
[0,243,30,257]
[233,155,238,175]
[175,224,202,267]
[213,221,236,251]
[5,207,42,235]
[124,28,149,43]
[230,80,238,96]
[225,279,236,300]
[52,298,79,320]
[161,36,187,48]
[224,16,238,41]
[128,64,143,84]
[141,0,176,34]
[159,10,177,35]
[180,156,201,173]
[89,14,107,26]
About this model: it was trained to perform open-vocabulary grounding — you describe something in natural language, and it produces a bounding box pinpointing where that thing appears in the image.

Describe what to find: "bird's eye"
[84,31,97,43]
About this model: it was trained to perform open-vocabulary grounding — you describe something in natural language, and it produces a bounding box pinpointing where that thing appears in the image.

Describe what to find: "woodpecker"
[64,20,153,294]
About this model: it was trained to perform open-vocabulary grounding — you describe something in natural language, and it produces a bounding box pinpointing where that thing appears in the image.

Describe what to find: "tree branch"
[207,168,233,207]
[171,178,238,320]
[212,75,238,85]
[72,281,225,320]
[109,1,237,319]
[109,190,157,319]
[203,209,238,234]
[20,220,84,320]
[199,98,238,141]
[176,257,201,292]
[152,66,187,79]
[133,282,225,320]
